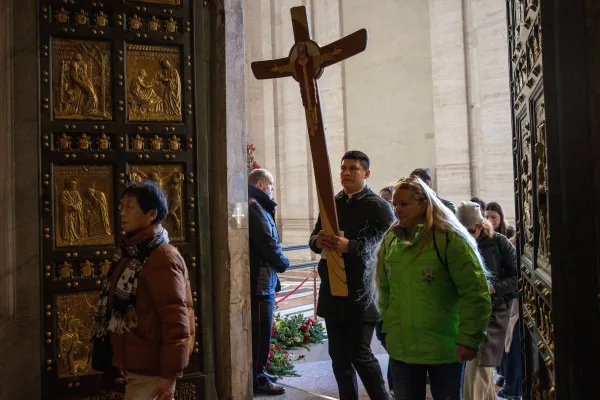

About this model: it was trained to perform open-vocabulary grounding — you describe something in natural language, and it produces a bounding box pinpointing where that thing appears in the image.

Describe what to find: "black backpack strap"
[432,228,449,267]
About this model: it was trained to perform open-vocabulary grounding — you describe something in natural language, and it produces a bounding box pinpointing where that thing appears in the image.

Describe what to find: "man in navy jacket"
[248,168,289,395]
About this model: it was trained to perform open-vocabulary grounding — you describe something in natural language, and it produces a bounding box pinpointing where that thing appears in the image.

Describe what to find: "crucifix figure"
[251,6,368,297]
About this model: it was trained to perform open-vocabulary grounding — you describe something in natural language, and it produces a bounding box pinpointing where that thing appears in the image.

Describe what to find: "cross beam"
[251,6,368,297]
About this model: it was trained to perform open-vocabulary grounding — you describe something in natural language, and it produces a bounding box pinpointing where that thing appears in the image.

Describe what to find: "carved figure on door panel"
[149,16,160,32]
[67,53,98,112]
[55,166,114,247]
[126,45,182,122]
[53,39,112,120]
[60,179,85,246]
[129,165,184,240]
[98,133,110,150]
[535,142,547,194]
[521,119,534,249]
[129,69,163,115]
[56,292,99,378]
[156,59,182,118]
[84,185,112,239]
[167,172,183,229]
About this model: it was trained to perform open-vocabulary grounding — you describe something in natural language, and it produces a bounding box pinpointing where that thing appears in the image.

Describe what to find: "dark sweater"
[309,186,395,322]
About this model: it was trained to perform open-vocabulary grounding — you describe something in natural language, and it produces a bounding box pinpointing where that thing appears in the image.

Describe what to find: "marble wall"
[0,1,42,399]
[429,0,514,220]
[462,0,514,220]
[210,0,253,399]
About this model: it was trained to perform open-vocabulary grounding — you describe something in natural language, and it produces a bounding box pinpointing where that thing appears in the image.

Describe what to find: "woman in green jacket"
[372,177,491,400]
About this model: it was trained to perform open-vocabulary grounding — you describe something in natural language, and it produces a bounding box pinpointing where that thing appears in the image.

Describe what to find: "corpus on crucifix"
[251,6,368,297]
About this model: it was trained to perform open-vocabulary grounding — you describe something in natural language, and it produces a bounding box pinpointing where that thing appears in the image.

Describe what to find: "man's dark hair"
[122,181,169,224]
[379,186,393,195]
[410,168,432,183]
[341,150,370,170]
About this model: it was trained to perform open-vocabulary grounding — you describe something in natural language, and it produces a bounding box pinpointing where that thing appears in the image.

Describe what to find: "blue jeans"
[390,359,464,400]
[374,320,393,390]
[500,322,522,397]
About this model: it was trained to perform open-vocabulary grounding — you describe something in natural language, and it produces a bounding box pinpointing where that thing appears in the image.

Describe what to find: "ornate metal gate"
[38,1,207,398]
[507,0,555,398]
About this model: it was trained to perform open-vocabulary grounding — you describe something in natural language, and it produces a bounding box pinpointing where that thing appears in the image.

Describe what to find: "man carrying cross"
[309,151,395,400]
[252,6,393,399]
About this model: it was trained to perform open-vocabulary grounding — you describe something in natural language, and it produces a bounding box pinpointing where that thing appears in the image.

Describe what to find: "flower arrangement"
[247,143,260,172]
[267,313,326,376]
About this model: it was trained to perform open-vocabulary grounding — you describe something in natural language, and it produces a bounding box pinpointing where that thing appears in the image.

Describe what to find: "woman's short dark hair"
[122,181,169,224]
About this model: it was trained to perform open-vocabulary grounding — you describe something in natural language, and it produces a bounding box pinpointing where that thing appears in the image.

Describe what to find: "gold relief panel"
[52,39,112,121]
[54,166,114,248]
[535,98,551,267]
[56,291,100,378]
[520,116,534,254]
[126,45,182,122]
[128,164,185,241]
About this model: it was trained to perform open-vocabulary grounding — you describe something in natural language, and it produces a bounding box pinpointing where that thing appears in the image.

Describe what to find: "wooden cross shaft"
[251,6,368,297]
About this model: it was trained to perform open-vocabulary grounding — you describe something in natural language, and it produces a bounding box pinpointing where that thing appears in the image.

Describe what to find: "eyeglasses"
[118,203,139,211]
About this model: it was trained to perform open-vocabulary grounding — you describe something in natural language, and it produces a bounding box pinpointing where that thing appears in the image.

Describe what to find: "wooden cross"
[251,6,368,297]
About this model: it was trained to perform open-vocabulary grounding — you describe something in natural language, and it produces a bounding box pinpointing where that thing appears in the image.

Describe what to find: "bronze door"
[39,1,207,398]
[507,0,555,397]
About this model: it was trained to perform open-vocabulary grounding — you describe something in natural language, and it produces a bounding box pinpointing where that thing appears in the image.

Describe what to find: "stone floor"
[255,336,511,400]
[255,337,434,400]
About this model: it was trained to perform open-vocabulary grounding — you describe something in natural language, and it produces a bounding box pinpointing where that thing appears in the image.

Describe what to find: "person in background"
[470,197,487,213]
[483,202,521,398]
[309,150,395,400]
[372,177,491,400]
[484,202,516,245]
[457,202,518,400]
[379,186,394,204]
[376,184,395,394]
[410,168,457,214]
[91,181,194,400]
[248,168,289,395]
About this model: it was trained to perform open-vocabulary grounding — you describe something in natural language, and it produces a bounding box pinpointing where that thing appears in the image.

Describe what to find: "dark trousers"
[374,320,393,390]
[500,322,522,396]
[251,294,275,386]
[325,320,388,400]
[390,359,464,400]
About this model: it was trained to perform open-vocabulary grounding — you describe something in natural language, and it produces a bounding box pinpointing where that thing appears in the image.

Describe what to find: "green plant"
[266,314,326,376]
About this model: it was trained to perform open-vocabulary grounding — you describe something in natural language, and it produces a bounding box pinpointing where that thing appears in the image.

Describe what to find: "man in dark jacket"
[248,168,289,395]
[410,167,458,214]
[309,151,395,400]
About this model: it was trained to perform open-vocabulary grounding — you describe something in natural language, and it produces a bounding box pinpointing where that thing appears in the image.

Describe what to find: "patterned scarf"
[91,228,169,338]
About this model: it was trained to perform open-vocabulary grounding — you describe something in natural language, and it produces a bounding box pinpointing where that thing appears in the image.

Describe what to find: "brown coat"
[108,225,195,379]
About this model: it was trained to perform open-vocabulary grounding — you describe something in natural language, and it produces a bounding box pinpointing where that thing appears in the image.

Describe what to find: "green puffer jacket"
[379,225,491,364]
